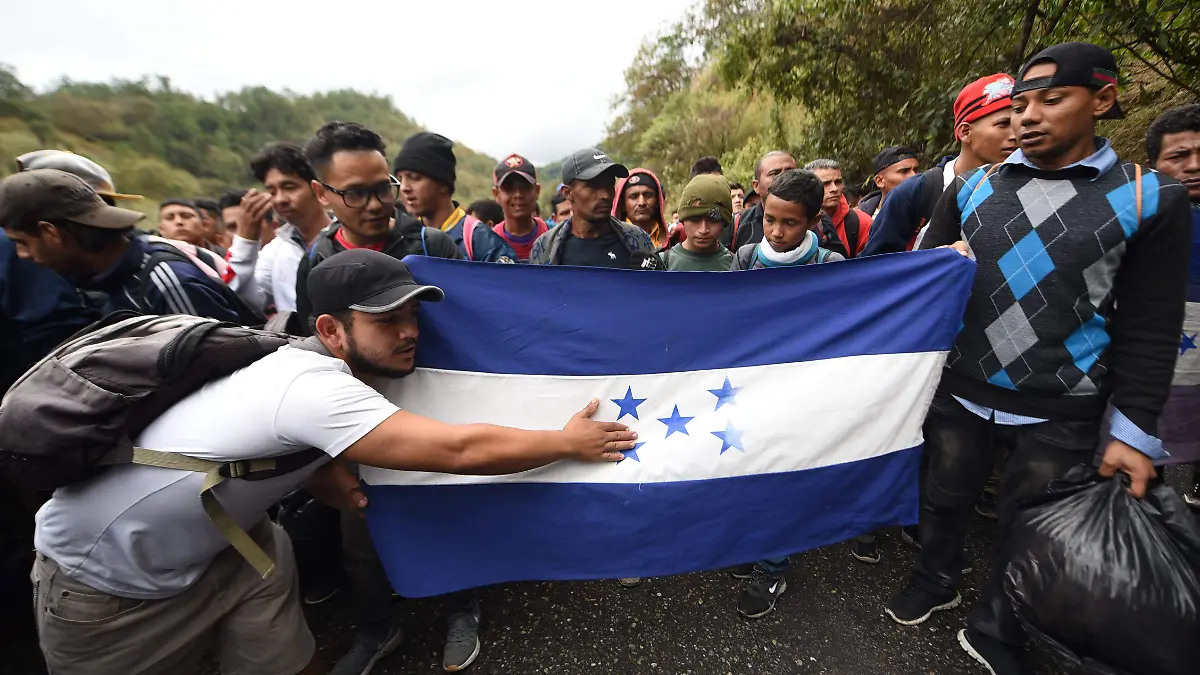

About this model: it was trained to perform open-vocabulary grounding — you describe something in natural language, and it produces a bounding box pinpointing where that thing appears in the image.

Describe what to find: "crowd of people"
[0,40,1198,675]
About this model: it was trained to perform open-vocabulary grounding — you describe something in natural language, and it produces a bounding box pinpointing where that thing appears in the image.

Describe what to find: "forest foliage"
[1,0,1195,220]
[603,0,1197,201]
[0,69,500,217]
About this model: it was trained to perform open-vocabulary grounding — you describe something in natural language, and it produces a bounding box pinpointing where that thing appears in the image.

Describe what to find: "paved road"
[16,494,1193,674]
[299,516,1085,675]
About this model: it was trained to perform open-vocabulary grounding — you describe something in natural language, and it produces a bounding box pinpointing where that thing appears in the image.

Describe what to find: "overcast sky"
[0,0,695,163]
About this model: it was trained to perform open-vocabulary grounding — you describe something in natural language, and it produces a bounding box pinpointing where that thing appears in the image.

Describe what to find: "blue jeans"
[755,557,790,575]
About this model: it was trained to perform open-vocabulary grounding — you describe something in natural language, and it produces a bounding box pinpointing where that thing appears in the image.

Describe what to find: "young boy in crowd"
[658,174,736,272]
[730,169,845,271]
[727,168,843,619]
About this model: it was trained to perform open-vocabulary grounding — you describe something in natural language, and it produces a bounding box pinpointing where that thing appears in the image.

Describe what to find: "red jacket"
[829,194,873,257]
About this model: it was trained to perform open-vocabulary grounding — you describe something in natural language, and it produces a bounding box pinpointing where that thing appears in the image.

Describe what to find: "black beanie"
[392,132,457,189]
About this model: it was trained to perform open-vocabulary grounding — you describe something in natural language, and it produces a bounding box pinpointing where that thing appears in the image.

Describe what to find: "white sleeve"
[273,366,400,457]
[227,236,267,311]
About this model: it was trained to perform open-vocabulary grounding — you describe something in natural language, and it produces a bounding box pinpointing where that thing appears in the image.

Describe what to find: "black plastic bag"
[1004,466,1200,675]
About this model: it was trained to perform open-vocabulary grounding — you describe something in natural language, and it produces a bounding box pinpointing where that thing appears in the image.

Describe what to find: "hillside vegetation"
[0,67,500,219]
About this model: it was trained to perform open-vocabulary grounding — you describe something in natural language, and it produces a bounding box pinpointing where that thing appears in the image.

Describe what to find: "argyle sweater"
[920,158,1191,436]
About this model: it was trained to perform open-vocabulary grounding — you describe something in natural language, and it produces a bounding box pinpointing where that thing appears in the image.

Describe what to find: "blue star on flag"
[1181,332,1197,356]
[658,406,694,438]
[707,376,742,411]
[618,442,646,464]
[611,386,647,421]
[711,422,745,454]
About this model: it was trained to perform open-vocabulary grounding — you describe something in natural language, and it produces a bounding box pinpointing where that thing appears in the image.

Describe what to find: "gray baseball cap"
[560,148,629,184]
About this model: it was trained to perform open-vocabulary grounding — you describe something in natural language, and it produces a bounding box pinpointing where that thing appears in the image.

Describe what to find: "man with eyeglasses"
[294,122,461,336]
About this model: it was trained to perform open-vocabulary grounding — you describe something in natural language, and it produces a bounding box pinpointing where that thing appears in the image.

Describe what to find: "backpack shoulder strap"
[1134,163,1143,222]
[917,166,945,225]
[844,209,860,257]
[137,246,197,312]
[130,446,324,578]
[420,226,429,256]
[462,216,478,260]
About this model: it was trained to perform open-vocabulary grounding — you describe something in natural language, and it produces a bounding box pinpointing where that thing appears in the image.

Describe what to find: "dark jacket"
[862,156,955,257]
[442,204,517,263]
[527,217,655,265]
[723,202,849,259]
[0,231,100,392]
[80,236,245,323]
[858,190,883,218]
[294,211,462,334]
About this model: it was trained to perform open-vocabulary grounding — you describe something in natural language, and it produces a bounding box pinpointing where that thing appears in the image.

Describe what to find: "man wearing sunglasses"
[294,122,461,336]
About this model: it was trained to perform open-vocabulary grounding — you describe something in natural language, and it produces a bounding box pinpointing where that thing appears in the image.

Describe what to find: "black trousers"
[915,391,1100,646]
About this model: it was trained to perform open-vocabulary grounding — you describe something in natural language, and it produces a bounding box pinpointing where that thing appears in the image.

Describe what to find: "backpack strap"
[462,216,478,261]
[420,226,429,256]
[843,209,860,257]
[916,166,946,227]
[130,446,325,578]
[139,246,265,326]
[1134,163,1143,222]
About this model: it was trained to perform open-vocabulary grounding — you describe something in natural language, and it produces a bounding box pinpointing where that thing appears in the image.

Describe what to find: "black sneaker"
[900,525,921,551]
[329,622,404,675]
[885,577,961,625]
[848,535,881,564]
[958,628,1027,674]
[736,569,787,619]
[727,563,756,579]
[303,577,341,606]
[974,490,999,520]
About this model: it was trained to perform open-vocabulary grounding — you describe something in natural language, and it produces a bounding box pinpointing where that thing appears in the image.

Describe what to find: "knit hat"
[676,174,733,227]
[392,132,456,188]
[953,74,1015,140]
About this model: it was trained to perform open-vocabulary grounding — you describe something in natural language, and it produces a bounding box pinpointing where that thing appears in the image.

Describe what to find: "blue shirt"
[958,137,1165,460]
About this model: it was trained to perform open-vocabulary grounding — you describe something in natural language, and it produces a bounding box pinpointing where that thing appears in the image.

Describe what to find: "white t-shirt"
[35,346,399,599]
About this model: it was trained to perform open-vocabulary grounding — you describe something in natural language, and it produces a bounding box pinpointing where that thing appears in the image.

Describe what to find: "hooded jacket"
[827,194,874,258]
[527,217,655,266]
[613,168,674,249]
[294,210,462,334]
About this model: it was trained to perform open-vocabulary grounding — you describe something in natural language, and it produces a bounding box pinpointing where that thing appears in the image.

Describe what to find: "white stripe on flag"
[362,350,946,487]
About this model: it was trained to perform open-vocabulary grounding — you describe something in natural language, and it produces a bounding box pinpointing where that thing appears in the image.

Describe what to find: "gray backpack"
[0,311,325,577]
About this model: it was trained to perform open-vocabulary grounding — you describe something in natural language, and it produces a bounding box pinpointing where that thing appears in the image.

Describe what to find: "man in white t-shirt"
[31,248,637,675]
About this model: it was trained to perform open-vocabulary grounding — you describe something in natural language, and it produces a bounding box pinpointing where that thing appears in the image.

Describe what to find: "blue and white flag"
[362,251,974,598]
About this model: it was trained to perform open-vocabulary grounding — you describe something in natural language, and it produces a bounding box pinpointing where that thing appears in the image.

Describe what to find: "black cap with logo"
[560,148,629,184]
[494,154,537,186]
[307,249,444,317]
[1014,42,1124,119]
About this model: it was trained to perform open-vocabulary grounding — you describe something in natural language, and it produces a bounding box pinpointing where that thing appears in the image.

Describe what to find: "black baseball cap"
[872,146,920,174]
[561,148,629,184]
[307,249,444,317]
[494,153,537,186]
[0,169,145,231]
[1014,42,1124,119]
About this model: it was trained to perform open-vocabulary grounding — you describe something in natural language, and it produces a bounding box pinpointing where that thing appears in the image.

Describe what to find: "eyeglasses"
[319,177,401,208]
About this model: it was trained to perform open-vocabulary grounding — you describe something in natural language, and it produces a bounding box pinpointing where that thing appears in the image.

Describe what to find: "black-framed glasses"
[319,177,401,208]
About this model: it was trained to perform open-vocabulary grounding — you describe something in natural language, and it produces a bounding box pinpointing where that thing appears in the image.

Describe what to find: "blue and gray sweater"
[920,139,1191,438]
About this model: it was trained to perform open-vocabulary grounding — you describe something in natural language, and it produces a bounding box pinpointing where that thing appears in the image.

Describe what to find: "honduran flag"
[361,250,974,598]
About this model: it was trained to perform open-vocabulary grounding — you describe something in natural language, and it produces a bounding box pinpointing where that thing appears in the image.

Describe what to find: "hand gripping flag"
[361,250,974,597]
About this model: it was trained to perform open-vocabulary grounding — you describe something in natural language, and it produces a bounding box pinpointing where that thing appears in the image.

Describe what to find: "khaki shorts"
[32,519,314,675]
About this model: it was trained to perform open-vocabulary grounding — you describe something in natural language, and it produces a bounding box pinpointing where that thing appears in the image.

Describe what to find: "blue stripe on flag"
[404,249,974,376]
[364,446,921,598]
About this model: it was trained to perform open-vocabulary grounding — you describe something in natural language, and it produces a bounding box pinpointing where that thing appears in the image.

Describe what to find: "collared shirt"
[1002,137,1118,181]
[956,136,1165,460]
